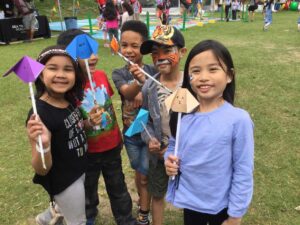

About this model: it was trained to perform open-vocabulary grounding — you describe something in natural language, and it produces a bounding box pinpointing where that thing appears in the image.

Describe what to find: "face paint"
[151,46,180,67]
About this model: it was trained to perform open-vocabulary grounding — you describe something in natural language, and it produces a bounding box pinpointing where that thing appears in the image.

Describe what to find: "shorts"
[22,13,38,30]
[248,5,258,12]
[124,135,149,175]
[148,159,168,198]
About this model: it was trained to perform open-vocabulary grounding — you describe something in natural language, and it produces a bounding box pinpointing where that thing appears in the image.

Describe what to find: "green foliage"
[0,9,299,225]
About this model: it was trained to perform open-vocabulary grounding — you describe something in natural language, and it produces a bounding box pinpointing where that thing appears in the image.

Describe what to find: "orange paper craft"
[110,36,119,53]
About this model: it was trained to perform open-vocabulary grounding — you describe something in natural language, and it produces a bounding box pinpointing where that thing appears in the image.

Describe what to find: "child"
[26,45,88,225]
[112,20,157,225]
[36,30,136,225]
[121,2,134,27]
[156,0,171,25]
[248,0,258,22]
[57,29,136,225]
[130,0,141,21]
[103,0,119,52]
[164,40,254,225]
[225,0,231,22]
[232,0,239,20]
[263,0,274,31]
[139,25,187,225]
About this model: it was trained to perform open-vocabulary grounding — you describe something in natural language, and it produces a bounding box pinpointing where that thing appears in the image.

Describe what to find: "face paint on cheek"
[166,52,180,67]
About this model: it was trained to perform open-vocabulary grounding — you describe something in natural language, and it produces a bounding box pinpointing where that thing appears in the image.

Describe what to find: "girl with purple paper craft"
[26,45,89,225]
[165,40,254,225]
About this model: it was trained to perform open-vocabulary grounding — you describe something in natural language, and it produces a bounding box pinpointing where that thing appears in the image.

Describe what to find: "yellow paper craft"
[165,88,199,113]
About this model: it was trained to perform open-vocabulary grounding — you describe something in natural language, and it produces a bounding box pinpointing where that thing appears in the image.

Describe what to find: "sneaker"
[135,220,149,225]
[35,206,64,225]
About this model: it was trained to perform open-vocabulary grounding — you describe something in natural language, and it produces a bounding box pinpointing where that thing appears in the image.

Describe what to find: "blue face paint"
[189,75,194,81]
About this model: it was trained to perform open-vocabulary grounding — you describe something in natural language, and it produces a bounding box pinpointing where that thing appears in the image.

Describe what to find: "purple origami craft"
[3,56,44,82]
[3,56,47,169]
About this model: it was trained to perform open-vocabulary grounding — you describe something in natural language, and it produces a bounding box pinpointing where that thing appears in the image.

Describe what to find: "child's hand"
[148,138,161,154]
[129,64,146,85]
[27,114,51,148]
[132,92,143,109]
[89,105,102,126]
[165,154,179,176]
[221,217,242,225]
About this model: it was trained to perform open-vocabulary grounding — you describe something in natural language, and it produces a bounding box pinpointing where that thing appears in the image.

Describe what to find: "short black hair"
[121,20,149,41]
[57,29,86,46]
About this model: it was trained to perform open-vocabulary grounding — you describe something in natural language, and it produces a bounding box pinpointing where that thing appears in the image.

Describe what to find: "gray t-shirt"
[112,64,157,131]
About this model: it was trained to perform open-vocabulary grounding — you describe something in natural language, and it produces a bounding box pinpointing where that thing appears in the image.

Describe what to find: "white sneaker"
[35,205,64,225]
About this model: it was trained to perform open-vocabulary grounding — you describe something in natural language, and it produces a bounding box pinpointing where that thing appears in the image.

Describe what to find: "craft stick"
[141,122,153,139]
[29,82,46,169]
[172,112,182,180]
[117,52,172,93]
[84,59,100,130]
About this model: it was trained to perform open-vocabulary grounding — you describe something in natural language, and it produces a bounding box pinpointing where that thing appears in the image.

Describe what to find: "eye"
[210,68,218,72]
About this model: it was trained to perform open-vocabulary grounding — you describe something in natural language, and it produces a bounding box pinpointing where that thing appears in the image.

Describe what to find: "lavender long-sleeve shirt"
[165,101,254,217]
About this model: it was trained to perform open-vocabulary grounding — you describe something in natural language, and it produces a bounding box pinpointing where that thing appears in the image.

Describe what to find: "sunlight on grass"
[0,5,299,225]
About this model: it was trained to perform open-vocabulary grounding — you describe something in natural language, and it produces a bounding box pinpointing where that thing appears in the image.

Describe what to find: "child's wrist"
[36,143,51,153]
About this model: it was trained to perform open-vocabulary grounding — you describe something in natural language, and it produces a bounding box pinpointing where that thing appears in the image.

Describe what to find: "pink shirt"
[106,18,118,29]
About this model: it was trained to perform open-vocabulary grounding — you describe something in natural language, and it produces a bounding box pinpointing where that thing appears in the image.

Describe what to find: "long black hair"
[103,0,118,21]
[35,45,85,106]
[170,40,236,137]
[122,2,134,16]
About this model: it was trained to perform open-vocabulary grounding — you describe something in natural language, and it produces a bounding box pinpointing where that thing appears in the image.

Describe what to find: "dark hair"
[121,20,149,41]
[122,2,134,16]
[103,0,118,21]
[35,45,85,106]
[170,40,236,137]
[57,28,86,46]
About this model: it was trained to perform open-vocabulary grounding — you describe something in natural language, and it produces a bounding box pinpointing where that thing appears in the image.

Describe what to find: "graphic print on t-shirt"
[81,82,115,134]
[64,107,87,157]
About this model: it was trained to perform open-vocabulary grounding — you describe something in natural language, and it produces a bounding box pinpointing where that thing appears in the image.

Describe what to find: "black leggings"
[184,208,228,225]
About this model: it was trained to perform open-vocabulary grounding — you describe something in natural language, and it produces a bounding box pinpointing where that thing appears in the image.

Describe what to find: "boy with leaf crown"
[139,25,187,225]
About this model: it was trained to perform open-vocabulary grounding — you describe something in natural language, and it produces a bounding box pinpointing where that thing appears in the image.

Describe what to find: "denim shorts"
[124,134,149,175]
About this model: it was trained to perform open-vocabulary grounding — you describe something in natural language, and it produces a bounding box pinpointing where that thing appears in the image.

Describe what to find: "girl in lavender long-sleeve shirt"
[165,40,254,225]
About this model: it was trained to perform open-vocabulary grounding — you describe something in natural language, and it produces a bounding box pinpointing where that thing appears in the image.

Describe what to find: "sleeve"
[112,68,128,92]
[140,82,156,144]
[164,135,175,160]
[228,112,254,218]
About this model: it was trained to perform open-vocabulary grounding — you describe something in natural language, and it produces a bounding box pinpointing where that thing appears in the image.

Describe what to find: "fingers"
[129,64,146,83]
[165,155,179,176]
[27,115,44,141]
[89,105,102,126]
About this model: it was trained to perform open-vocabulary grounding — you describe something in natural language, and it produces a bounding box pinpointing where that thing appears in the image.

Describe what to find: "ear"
[179,47,187,58]
[227,76,232,83]
[227,68,234,83]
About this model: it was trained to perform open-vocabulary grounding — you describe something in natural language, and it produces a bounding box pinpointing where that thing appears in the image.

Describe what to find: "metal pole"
[57,0,64,31]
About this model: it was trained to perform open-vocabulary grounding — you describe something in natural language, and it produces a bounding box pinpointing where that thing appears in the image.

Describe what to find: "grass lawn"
[0,4,299,225]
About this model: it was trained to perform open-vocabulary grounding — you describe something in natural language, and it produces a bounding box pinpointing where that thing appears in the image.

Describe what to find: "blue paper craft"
[66,33,99,60]
[125,109,149,137]
[3,56,44,83]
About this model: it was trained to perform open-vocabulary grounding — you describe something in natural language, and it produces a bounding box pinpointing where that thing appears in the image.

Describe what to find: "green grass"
[0,6,300,225]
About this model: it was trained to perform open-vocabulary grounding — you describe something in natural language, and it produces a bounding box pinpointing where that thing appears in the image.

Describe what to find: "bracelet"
[36,143,51,153]
[135,79,144,87]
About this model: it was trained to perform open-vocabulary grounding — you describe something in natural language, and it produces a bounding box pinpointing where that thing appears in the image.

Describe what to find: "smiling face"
[151,44,180,75]
[188,50,232,106]
[78,53,99,76]
[41,56,76,98]
[120,31,143,65]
